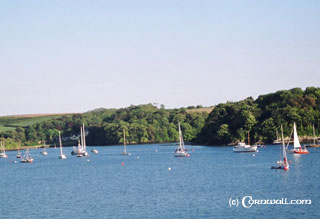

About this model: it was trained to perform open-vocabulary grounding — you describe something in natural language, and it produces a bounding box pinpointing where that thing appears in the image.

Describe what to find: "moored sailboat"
[271,125,289,170]
[16,144,22,158]
[306,124,320,147]
[40,141,48,156]
[273,129,281,145]
[58,131,67,159]
[174,122,188,157]
[0,141,8,158]
[71,124,89,157]
[233,131,257,152]
[121,128,130,156]
[292,122,309,154]
[20,148,34,163]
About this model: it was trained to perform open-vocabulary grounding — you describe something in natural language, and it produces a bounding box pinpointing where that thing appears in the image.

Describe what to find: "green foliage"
[0,115,66,131]
[2,87,319,147]
[0,104,208,147]
[196,87,320,145]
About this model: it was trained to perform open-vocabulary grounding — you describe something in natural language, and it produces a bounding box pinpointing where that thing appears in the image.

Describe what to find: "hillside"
[195,87,320,145]
[0,114,76,132]
[0,104,209,148]
[1,87,320,148]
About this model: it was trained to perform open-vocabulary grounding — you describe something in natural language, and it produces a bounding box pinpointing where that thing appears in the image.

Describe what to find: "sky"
[0,0,319,116]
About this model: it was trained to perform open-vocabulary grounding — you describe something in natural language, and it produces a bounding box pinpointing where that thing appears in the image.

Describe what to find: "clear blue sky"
[1,0,319,116]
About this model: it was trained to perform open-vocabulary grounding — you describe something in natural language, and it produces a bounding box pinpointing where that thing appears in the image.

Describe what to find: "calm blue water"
[1,144,319,218]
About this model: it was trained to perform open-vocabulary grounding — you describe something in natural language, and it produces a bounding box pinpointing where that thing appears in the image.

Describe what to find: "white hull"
[233,143,257,152]
[77,151,89,157]
[91,149,99,154]
[40,151,48,156]
[271,160,289,169]
[20,158,33,163]
[0,153,8,158]
[174,151,188,157]
[59,154,67,159]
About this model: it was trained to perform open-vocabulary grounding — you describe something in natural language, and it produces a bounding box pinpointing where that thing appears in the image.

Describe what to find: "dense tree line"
[2,87,320,148]
[196,87,320,145]
[0,104,208,148]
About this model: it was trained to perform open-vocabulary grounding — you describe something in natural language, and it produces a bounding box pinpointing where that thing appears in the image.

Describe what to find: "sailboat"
[77,124,89,157]
[233,131,257,152]
[291,122,309,154]
[58,131,67,159]
[121,128,130,156]
[20,148,34,163]
[174,122,189,157]
[40,141,48,156]
[273,129,281,145]
[271,124,289,170]
[16,144,22,158]
[0,141,8,158]
[306,124,320,147]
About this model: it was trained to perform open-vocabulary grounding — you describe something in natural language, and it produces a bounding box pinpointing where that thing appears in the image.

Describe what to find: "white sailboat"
[77,124,89,157]
[306,124,320,147]
[16,144,22,158]
[20,148,34,163]
[0,141,8,158]
[121,128,130,156]
[58,131,67,159]
[271,124,289,170]
[174,122,188,157]
[273,129,281,144]
[40,141,48,156]
[233,131,257,152]
[287,122,309,154]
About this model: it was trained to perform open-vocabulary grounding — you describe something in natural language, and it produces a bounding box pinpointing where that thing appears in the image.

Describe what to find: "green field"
[0,114,72,132]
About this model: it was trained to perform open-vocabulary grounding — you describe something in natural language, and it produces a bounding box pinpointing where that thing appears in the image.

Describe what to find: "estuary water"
[0,144,319,218]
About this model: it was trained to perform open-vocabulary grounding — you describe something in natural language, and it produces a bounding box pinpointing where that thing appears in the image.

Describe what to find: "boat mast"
[59,131,63,155]
[82,124,86,151]
[80,125,84,150]
[178,122,184,150]
[26,148,30,160]
[248,131,250,146]
[281,125,288,165]
[123,128,127,153]
[0,141,4,153]
[313,124,316,145]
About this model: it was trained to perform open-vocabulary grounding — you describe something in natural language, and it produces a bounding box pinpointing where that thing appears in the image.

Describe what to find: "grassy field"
[186,107,214,114]
[0,114,74,132]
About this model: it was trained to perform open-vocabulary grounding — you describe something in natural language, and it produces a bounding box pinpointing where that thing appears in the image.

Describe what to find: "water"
[1,144,319,218]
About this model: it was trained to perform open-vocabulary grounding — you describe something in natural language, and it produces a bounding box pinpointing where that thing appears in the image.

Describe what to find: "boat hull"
[174,151,188,157]
[20,159,33,163]
[294,150,309,154]
[271,160,289,170]
[233,146,257,152]
[91,149,99,154]
[59,154,67,159]
[306,144,320,147]
[0,154,8,158]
